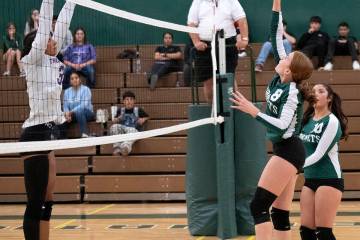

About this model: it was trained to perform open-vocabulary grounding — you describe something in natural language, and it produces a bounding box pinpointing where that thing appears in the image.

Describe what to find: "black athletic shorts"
[194,36,238,82]
[19,122,60,156]
[273,136,306,173]
[304,178,344,193]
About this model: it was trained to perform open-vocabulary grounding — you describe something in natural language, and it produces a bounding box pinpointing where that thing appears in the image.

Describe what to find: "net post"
[215,73,237,239]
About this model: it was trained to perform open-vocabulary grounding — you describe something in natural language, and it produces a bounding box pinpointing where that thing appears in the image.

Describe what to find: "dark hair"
[122,91,136,100]
[6,22,16,37]
[302,84,348,140]
[29,9,39,30]
[22,30,37,58]
[163,32,173,39]
[310,16,322,24]
[73,27,87,44]
[338,21,349,28]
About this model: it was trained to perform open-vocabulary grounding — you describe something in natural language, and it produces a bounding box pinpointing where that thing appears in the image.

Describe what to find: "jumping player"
[299,84,348,240]
[20,0,75,239]
[230,0,313,239]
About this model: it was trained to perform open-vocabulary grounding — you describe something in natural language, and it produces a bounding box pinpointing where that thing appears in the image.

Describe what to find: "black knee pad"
[250,187,277,225]
[41,201,54,221]
[271,207,290,231]
[300,225,317,240]
[316,227,336,240]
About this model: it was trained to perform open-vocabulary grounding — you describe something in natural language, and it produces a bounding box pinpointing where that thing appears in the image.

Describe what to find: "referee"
[20,0,75,239]
[187,0,249,103]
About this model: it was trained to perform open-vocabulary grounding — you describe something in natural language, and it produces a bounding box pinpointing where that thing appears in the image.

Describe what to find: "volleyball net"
[0,0,230,154]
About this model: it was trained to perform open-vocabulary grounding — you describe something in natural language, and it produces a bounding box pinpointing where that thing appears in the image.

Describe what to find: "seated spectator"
[148,32,182,90]
[63,27,96,89]
[110,91,149,156]
[63,71,95,138]
[255,20,296,72]
[297,16,329,69]
[24,9,39,36]
[2,22,25,76]
[324,22,360,71]
[52,15,73,62]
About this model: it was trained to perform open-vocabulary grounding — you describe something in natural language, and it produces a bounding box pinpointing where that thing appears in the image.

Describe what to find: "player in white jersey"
[19,1,75,239]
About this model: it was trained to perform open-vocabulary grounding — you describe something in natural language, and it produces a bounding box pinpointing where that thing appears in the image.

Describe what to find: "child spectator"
[2,22,25,76]
[110,91,149,156]
[297,16,329,69]
[255,20,296,72]
[324,22,360,71]
[63,27,96,89]
[63,71,95,138]
[24,9,39,36]
[148,32,182,90]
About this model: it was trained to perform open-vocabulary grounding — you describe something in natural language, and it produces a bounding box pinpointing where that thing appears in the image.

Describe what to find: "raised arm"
[54,1,76,54]
[303,116,342,168]
[271,0,287,64]
[23,0,54,64]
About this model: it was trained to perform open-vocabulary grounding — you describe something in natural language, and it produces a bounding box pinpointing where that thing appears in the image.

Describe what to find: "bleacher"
[0,43,359,202]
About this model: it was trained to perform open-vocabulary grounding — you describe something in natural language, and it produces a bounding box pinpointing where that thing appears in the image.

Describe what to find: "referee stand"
[186,30,267,239]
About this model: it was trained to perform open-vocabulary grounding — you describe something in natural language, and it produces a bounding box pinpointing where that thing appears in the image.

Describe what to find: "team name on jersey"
[299,133,321,143]
[49,57,60,64]
[266,88,283,115]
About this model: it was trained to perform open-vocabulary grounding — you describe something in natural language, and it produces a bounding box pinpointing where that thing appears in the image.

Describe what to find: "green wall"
[1,0,359,46]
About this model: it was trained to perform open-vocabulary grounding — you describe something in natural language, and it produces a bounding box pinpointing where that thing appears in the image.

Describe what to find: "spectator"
[324,22,360,71]
[148,32,182,90]
[63,71,95,138]
[187,0,249,103]
[24,9,39,36]
[52,15,73,62]
[255,20,296,72]
[297,16,329,69]
[2,22,25,76]
[110,91,149,156]
[63,27,96,89]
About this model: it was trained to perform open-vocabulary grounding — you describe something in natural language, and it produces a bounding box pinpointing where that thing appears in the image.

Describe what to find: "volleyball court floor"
[0,202,359,239]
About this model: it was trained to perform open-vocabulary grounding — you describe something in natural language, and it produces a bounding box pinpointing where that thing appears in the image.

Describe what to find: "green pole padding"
[186,105,217,236]
[234,103,267,235]
[215,74,238,239]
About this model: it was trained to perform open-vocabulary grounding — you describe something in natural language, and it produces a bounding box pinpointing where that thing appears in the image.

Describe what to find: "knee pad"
[300,226,317,240]
[271,207,290,231]
[41,201,54,221]
[250,187,277,225]
[316,227,336,240]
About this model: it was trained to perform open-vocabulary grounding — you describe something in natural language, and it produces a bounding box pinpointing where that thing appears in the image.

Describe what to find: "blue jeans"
[63,65,96,89]
[256,40,292,65]
[72,108,95,135]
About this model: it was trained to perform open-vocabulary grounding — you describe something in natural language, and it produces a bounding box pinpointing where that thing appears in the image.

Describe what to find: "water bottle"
[135,45,141,73]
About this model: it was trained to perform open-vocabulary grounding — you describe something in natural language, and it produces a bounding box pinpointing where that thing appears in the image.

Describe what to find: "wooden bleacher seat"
[100,137,186,155]
[0,176,81,202]
[0,76,26,91]
[96,59,131,73]
[126,72,179,88]
[95,73,125,88]
[92,155,185,173]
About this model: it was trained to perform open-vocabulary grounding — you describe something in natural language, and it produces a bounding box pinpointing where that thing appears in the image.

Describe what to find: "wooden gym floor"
[0,202,359,239]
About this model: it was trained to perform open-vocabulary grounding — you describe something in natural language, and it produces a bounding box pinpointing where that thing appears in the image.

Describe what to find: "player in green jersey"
[230,0,314,239]
[299,84,348,240]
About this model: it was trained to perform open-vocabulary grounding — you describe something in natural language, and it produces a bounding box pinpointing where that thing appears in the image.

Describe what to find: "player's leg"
[271,175,297,240]
[250,156,298,240]
[299,185,316,240]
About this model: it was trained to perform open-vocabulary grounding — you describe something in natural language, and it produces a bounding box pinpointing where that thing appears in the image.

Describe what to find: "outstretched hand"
[229,91,260,118]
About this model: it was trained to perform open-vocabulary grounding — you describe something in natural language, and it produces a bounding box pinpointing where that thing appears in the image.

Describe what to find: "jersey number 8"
[270,89,284,102]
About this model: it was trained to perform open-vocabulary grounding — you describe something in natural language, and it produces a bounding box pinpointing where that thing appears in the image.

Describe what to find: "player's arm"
[271,0,286,64]
[25,0,54,63]
[54,1,76,54]
[255,87,298,134]
[304,117,341,168]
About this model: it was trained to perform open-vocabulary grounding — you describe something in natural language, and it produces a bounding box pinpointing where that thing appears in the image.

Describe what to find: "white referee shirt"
[21,0,75,128]
[187,0,246,41]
